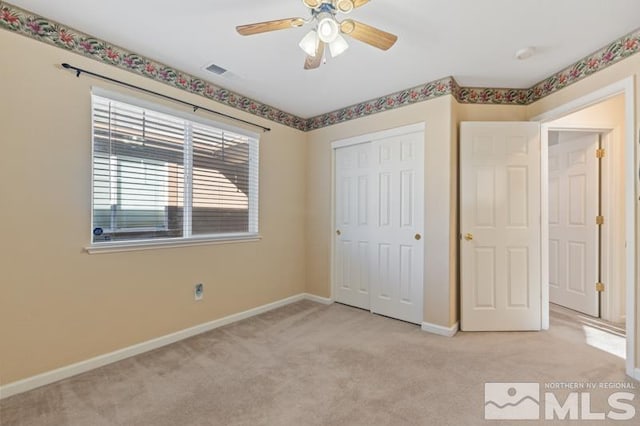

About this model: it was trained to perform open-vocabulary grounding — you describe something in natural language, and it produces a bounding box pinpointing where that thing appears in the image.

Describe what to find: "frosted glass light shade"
[329,34,349,57]
[317,16,339,43]
[299,30,319,56]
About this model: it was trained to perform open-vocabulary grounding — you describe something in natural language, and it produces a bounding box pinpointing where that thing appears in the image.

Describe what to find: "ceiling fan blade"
[341,20,397,50]
[236,18,304,36]
[304,41,325,70]
[352,0,370,8]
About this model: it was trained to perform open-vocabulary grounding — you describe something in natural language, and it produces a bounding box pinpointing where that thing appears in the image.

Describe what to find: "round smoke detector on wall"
[515,46,536,60]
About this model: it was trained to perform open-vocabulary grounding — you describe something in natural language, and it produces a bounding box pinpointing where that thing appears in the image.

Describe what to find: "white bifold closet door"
[334,131,424,324]
[334,142,375,311]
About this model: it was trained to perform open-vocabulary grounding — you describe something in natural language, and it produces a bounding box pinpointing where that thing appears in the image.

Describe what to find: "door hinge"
[596,215,604,225]
[596,282,605,292]
[596,148,605,158]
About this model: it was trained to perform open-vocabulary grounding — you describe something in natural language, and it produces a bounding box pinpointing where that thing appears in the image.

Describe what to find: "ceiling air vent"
[205,63,228,75]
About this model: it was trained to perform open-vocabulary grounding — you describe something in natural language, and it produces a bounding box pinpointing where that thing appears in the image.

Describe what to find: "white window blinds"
[91,94,259,244]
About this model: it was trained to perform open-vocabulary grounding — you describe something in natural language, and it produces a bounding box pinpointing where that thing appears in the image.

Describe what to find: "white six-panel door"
[369,132,424,324]
[334,143,374,310]
[548,133,599,316]
[460,122,541,331]
[334,130,424,324]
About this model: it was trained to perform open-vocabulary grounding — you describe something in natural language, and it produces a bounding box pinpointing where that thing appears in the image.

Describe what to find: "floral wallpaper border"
[526,28,640,103]
[308,27,640,127]
[1,2,639,131]
[306,77,455,130]
[0,2,308,131]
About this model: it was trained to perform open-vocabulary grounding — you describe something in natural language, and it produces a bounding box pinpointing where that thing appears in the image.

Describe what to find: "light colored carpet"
[1,300,637,425]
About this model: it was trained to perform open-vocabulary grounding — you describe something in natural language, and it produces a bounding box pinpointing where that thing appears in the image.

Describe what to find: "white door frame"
[532,77,636,378]
[330,122,426,304]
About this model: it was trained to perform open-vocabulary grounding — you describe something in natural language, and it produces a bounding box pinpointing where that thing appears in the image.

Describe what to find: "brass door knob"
[415,233,422,241]
[464,233,473,241]
[336,230,341,236]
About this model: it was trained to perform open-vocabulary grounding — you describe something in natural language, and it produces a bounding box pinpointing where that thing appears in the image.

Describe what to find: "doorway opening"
[545,96,626,322]
[547,126,625,322]
[538,88,632,370]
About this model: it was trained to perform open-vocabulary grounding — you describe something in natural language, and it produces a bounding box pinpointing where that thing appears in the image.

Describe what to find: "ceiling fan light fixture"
[317,13,339,43]
[299,30,320,56]
[329,34,349,57]
[236,0,397,70]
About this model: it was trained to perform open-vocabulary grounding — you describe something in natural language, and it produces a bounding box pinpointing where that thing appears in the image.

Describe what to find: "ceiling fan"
[236,0,398,70]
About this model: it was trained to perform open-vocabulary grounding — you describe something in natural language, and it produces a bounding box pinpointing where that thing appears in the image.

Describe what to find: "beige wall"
[0,30,307,384]
[450,100,459,325]
[457,104,527,122]
[546,93,625,128]
[306,96,458,327]
[2,22,640,387]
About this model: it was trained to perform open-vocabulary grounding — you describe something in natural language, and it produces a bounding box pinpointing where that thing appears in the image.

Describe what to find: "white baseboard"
[303,293,333,305]
[0,293,326,399]
[421,321,459,337]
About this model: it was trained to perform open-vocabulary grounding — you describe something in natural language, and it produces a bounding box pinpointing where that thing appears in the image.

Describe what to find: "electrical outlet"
[194,283,204,301]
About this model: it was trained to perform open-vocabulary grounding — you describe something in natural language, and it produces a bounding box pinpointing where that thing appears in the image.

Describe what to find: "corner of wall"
[450,98,460,327]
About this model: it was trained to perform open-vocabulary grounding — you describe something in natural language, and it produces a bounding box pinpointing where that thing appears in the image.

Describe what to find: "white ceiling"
[9,0,640,118]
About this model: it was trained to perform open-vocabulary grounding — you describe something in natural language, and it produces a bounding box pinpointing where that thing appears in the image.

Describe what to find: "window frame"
[87,87,261,254]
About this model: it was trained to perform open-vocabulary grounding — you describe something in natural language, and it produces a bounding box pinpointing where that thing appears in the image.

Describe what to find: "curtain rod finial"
[61,63,81,77]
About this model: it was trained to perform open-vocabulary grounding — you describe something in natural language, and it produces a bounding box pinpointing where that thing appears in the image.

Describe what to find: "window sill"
[85,234,262,254]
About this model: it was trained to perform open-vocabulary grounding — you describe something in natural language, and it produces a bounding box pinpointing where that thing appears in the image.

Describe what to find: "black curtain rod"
[61,63,271,132]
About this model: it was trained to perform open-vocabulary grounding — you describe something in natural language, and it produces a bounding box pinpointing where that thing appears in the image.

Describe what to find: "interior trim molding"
[421,321,459,337]
[303,293,334,305]
[0,293,326,400]
[0,2,638,130]
[331,122,425,148]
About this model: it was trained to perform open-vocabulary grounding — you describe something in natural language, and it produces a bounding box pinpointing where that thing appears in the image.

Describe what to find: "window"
[91,94,259,246]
